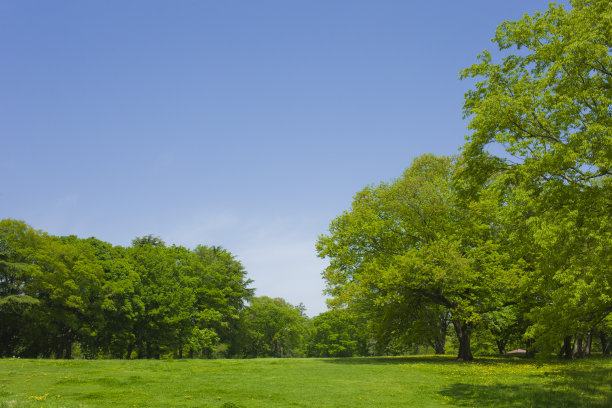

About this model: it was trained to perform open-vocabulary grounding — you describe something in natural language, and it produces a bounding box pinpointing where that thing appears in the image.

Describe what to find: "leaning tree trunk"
[572,334,583,359]
[582,331,592,357]
[452,319,473,361]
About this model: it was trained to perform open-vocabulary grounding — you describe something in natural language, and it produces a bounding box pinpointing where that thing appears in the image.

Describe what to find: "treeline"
[0,220,254,359]
[0,220,365,359]
[0,218,497,360]
[0,220,377,360]
[2,216,608,361]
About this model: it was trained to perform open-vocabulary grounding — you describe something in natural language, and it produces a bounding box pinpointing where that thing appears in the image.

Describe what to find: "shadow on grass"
[442,363,611,408]
[321,355,458,365]
[322,356,611,407]
[439,368,610,408]
[321,355,529,365]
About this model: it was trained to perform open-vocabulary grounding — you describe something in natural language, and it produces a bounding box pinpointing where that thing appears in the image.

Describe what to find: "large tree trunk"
[601,332,610,356]
[583,331,592,357]
[137,343,145,359]
[64,328,74,359]
[55,342,64,359]
[561,336,573,359]
[496,339,507,355]
[432,316,448,355]
[433,337,446,355]
[64,341,72,359]
[571,334,583,359]
[452,320,473,361]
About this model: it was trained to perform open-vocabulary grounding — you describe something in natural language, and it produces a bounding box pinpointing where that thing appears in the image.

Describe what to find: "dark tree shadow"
[321,355,459,365]
[322,356,612,407]
[440,363,611,407]
[321,355,534,365]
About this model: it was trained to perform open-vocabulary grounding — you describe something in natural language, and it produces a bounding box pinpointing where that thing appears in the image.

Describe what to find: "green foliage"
[459,0,612,355]
[237,296,310,358]
[317,155,521,360]
[0,220,253,359]
[308,308,368,357]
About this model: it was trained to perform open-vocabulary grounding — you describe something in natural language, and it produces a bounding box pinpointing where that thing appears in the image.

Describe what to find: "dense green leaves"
[237,296,310,358]
[317,155,522,360]
[460,0,612,356]
[0,220,253,359]
[308,308,368,357]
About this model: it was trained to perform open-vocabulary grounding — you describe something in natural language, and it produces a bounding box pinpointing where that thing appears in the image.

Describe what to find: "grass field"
[0,356,610,407]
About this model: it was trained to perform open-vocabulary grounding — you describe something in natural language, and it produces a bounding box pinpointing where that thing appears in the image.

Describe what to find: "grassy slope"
[0,356,610,408]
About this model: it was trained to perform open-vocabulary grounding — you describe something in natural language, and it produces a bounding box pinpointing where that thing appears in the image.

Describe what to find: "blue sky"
[1,0,560,316]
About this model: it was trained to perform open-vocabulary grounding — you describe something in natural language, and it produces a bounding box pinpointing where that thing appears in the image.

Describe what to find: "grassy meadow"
[0,356,610,408]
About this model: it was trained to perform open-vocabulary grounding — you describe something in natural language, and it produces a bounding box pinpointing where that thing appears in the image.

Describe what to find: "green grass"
[0,356,610,407]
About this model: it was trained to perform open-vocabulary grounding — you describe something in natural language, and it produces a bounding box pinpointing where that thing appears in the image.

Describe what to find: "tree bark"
[452,320,473,361]
[600,332,610,356]
[64,341,72,359]
[55,342,64,359]
[571,334,583,359]
[583,331,592,357]
[433,338,446,355]
[561,336,573,359]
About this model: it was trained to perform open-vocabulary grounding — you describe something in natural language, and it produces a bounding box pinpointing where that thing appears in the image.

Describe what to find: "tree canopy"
[0,219,253,359]
[459,0,611,356]
[317,155,521,360]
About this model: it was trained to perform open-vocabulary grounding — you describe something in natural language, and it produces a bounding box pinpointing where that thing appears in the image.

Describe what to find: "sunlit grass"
[0,356,610,407]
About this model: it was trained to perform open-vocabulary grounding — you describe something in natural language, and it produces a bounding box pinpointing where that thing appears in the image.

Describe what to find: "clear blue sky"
[1,0,560,316]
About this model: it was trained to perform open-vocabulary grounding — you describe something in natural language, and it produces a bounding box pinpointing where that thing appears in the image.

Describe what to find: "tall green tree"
[127,238,195,359]
[0,220,41,356]
[459,0,612,356]
[82,237,144,359]
[317,155,520,360]
[188,245,253,357]
[30,235,105,358]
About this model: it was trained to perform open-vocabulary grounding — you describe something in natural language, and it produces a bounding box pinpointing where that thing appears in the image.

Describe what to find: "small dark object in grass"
[220,403,243,408]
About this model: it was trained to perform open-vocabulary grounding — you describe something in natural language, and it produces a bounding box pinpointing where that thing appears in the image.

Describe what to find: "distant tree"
[0,220,254,359]
[132,235,165,248]
[127,240,196,359]
[307,309,357,357]
[30,235,105,358]
[188,245,253,357]
[238,296,310,358]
